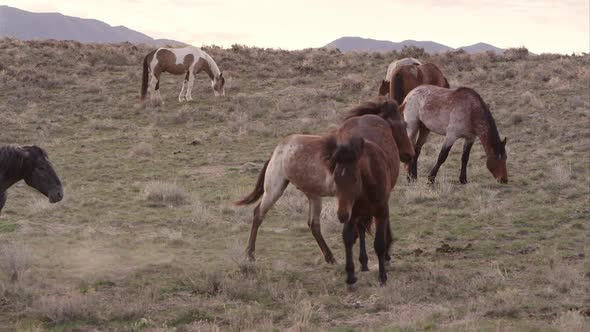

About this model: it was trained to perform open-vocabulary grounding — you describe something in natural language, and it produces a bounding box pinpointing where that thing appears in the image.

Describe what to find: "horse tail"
[443,76,450,88]
[235,159,270,206]
[141,49,156,100]
[393,68,405,105]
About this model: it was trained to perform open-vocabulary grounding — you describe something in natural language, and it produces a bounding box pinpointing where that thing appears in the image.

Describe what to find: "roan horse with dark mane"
[235,99,413,285]
[141,46,225,105]
[0,145,64,215]
[380,63,450,105]
[402,85,508,184]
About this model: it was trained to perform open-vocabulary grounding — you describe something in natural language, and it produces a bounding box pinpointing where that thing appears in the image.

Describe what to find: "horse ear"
[219,72,223,78]
[502,137,507,146]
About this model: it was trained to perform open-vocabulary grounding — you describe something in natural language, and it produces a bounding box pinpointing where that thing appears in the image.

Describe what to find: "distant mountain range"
[0,5,187,46]
[1,5,506,54]
[324,37,505,54]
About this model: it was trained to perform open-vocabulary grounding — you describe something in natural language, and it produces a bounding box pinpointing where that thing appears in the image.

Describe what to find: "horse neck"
[200,53,220,80]
[0,148,25,192]
[473,111,501,159]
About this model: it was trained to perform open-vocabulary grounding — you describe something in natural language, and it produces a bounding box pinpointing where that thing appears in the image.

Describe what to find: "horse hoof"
[246,254,256,262]
[460,178,468,184]
[361,266,369,272]
[325,256,337,265]
[346,276,358,285]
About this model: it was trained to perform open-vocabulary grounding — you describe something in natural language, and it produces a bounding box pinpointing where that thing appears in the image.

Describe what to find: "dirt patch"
[435,242,472,255]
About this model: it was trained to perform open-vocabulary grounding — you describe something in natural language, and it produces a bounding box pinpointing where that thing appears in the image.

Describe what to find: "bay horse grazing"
[388,63,450,105]
[323,110,410,285]
[402,85,508,184]
[379,58,422,96]
[140,46,225,105]
[235,99,414,269]
[0,145,64,215]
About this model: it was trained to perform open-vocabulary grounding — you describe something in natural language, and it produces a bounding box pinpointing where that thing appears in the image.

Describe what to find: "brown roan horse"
[0,145,64,215]
[402,85,508,184]
[324,109,413,285]
[235,99,414,277]
[382,63,450,105]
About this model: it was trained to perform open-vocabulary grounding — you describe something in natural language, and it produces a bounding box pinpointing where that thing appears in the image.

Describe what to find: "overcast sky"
[4,0,589,53]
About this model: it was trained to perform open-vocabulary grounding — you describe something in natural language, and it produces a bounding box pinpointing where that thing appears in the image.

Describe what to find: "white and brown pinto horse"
[378,58,422,96]
[141,46,225,105]
[402,85,508,184]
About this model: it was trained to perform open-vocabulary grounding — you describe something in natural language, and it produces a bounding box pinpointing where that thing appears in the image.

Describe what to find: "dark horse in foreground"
[324,109,411,285]
[236,99,413,285]
[0,145,64,215]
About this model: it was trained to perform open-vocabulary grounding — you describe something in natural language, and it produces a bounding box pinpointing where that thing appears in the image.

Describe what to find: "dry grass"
[0,241,32,282]
[0,38,588,331]
[144,181,190,206]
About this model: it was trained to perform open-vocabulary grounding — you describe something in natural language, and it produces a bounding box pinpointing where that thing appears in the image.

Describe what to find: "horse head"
[324,135,365,224]
[486,137,508,183]
[21,146,64,203]
[378,80,389,96]
[212,72,226,97]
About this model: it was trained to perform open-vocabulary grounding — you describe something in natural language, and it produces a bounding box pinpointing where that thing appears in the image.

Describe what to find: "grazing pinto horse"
[402,85,508,184]
[387,63,450,105]
[141,46,225,105]
[379,58,422,96]
[0,145,64,215]
[323,110,411,285]
[235,99,414,268]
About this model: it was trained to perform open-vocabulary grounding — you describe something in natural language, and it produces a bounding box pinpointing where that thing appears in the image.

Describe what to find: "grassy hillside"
[0,39,588,331]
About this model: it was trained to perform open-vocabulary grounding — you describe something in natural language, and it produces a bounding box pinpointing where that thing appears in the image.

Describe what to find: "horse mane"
[0,145,26,180]
[200,49,221,78]
[342,97,400,122]
[457,87,505,156]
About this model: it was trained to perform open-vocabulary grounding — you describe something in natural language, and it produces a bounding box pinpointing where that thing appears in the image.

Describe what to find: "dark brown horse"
[381,63,450,105]
[0,145,64,215]
[235,98,413,270]
[402,85,508,184]
[323,110,408,285]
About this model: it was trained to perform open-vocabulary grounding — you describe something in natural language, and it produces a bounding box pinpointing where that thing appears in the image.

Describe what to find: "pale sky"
[4,0,590,53]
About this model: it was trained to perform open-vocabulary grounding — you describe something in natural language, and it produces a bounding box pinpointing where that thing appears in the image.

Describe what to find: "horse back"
[419,63,449,88]
[277,135,336,197]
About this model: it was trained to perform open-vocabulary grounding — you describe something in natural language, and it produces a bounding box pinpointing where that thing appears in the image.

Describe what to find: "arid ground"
[0,39,588,331]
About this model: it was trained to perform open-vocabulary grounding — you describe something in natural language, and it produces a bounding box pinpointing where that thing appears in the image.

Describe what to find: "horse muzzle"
[400,152,413,163]
[338,211,351,224]
[49,188,64,203]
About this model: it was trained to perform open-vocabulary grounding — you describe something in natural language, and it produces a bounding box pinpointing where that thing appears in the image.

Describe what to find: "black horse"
[0,145,64,214]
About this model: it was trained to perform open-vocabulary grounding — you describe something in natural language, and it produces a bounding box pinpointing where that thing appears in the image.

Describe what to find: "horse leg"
[178,72,188,102]
[409,124,430,181]
[459,140,475,184]
[385,220,392,262]
[406,122,420,182]
[0,191,6,214]
[342,221,357,285]
[185,72,195,101]
[150,70,163,106]
[307,196,336,264]
[357,217,370,271]
[245,180,288,262]
[428,134,458,184]
[374,209,390,286]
